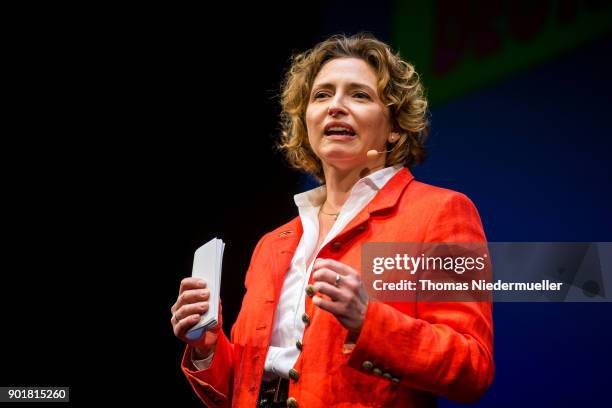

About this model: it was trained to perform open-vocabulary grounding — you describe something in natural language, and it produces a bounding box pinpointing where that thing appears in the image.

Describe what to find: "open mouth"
[324,126,356,137]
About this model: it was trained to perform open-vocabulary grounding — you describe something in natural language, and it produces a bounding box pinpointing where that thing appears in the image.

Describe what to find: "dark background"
[2,1,611,406]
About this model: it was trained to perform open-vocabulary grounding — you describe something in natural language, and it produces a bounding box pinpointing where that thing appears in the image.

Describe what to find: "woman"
[171,33,494,407]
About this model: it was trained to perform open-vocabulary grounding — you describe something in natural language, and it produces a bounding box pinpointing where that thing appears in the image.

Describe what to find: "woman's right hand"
[171,277,220,359]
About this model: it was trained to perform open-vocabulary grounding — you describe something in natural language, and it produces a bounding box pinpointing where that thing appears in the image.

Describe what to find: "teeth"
[328,126,353,132]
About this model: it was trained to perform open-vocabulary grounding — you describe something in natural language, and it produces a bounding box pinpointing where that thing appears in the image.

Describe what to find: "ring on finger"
[334,273,342,288]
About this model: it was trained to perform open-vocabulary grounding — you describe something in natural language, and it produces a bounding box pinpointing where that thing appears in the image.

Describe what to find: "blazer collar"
[366,166,414,214]
[338,166,415,234]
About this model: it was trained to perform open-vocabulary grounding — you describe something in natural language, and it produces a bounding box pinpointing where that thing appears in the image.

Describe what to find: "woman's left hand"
[311,258,369,332]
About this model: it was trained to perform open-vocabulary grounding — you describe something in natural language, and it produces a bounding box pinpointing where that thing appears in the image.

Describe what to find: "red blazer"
[181,168,494,407]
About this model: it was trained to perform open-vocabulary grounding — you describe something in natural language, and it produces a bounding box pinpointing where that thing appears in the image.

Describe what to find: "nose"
[327,94,347,117]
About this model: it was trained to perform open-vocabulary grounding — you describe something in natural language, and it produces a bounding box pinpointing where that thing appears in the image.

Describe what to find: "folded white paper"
[187,237,224,337]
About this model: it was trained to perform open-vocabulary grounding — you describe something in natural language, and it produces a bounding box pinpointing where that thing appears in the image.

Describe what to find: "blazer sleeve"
[180,234,268,407]
[347,192,495,403]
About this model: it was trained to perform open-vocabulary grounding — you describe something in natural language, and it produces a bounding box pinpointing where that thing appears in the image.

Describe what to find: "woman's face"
[306,57,393,171]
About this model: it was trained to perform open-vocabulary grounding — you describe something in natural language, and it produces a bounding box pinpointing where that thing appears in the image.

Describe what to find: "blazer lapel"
[267,217,303,302]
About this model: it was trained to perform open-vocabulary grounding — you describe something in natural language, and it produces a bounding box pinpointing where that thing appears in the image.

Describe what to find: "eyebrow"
[311,82,376,95]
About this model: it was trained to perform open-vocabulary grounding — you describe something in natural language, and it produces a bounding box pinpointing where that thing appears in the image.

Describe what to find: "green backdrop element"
[392,0,612,106]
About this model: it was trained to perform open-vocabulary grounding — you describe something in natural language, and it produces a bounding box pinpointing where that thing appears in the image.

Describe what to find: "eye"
[353,91,371,100]
[313,91,331,99]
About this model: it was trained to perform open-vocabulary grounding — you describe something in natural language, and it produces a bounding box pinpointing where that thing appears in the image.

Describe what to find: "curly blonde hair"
[277,33,429,183]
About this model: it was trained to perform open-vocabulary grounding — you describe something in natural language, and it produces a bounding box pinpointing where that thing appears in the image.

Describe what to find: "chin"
[319,150,365,169]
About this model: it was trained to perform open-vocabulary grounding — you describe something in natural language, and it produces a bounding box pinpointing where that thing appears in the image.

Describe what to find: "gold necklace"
[320,202,340,220]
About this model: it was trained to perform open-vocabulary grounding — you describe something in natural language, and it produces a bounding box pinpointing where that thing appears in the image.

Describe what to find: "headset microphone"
[366,133,400,160]
[366,148,393,160]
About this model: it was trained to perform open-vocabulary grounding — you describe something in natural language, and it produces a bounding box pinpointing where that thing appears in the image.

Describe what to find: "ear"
[388,132,400,143]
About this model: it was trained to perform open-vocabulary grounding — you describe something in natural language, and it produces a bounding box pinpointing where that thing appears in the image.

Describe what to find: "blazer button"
[383,373,393,380]
[330,241,342,251]
[295,339,303,351]
[373,368,383,376]
[289,368,300,382]
[305,284,315,297]
[391,377,400,385]
[362,361,374,371]
[287,397,298,408]
[301,313,311,325]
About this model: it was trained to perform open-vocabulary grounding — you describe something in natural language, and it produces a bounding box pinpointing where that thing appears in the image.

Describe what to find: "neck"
[321,161,386,210]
